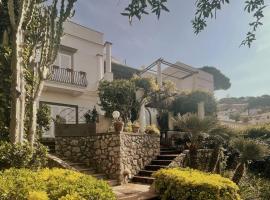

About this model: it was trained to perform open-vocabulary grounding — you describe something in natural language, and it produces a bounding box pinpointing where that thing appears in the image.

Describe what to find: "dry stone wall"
[168,149,213,171]
[55,132,160,183]
[120,133,160,178]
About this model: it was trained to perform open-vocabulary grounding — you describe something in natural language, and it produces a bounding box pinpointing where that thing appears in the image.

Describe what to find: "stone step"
[157,154,178,160]
[160,150,181,155]
[151,160,172,166]
[132,176,155,184]
[145,165,167,171]
[138,170,156,177]
[160,147,176,151]
[56,157,118,186]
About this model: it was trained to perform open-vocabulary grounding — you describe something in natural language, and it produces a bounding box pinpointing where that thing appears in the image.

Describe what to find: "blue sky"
[73,0,270,99]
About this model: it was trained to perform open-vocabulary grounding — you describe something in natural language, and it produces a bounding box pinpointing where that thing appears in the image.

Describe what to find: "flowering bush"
[153,168,241,200]
[0,168,116,200]
[145,124,160,136]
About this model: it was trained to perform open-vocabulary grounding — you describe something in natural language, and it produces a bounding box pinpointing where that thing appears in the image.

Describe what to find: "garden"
[0,0,270,199]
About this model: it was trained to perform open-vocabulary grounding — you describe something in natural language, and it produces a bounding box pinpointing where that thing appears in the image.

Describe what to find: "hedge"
[153,168,241,200]
[0,168,116,200]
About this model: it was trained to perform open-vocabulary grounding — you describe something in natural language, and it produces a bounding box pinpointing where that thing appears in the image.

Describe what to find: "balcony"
[47,66,88,87]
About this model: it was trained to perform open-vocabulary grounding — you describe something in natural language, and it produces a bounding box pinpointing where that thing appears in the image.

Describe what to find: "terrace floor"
[112,183,158,200]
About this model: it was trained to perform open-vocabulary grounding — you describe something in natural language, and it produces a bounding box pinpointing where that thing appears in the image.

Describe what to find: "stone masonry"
[168,149,214,171]
[55,132,160,183]
[120,133,160,179]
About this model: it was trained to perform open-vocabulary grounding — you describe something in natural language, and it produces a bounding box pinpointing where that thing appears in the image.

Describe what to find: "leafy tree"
[1,0,76,146]
[229,113,241,122]
[248,95,270,109]
[200,66,231,91]
[122,0,266,47]
[98,79,138,123]
[231,138,268,184]
[170,91,217,116]
[98,77,161,123]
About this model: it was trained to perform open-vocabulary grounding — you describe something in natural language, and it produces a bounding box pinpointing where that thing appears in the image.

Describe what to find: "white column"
[136,89,146,133]
[139,103,146,133]
[104,41,113,81]
[198,101,205,120]
[105,41,112,73]
[168,112,174,130]
[157,60,162,87]
[96,54,104,80]
[192,73,198,91]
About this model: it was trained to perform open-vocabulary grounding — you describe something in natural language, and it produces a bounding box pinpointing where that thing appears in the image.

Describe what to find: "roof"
[112,62,139,80]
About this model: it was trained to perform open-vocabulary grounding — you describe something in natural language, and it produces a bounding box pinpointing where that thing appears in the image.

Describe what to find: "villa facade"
[40,21,214,138]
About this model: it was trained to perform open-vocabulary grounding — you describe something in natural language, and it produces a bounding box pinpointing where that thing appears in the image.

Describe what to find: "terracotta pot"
[114,121,124,132]
[132,125,140,133]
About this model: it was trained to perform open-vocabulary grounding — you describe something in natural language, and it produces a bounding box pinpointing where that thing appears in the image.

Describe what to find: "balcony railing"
[47,66,88,87]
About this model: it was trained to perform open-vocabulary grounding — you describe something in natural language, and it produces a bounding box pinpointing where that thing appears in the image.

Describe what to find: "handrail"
[47,66,88,87]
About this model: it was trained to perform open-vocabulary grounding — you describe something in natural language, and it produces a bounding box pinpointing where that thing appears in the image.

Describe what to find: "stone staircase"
[132,147,181,184]
[57,157,118,186]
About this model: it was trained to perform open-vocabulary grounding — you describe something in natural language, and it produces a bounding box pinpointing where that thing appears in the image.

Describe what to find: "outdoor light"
[112,111,120,120]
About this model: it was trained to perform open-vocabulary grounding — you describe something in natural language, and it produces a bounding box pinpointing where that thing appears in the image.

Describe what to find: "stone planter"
[114,121,124,132]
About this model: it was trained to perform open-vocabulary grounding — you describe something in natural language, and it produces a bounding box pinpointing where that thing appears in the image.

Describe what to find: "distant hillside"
[219,95,270,109]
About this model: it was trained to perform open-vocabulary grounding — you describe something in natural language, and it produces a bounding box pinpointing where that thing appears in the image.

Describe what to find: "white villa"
[40,21,214,138]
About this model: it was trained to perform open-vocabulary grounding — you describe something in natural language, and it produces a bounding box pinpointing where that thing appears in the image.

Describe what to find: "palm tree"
[231,138,268,184]
[174,113,217,169]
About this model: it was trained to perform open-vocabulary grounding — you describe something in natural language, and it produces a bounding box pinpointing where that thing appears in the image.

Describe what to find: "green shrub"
[153,168,241,200]
[240,173,270,200]
[145,124,160,136]
[0,141,48,170]
[0,168,116,200]
[170,91,217,116]
[244,125,270,142]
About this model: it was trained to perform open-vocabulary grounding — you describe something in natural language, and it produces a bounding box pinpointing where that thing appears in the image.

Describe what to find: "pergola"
[138,58,199,87]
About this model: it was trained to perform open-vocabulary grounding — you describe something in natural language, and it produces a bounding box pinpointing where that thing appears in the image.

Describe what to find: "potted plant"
[112,111,124,132]
[124,121,132,132]
[145,124,160,136]
[132,121,140,133]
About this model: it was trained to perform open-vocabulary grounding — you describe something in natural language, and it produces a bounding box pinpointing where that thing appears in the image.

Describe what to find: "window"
[55,51,73,69]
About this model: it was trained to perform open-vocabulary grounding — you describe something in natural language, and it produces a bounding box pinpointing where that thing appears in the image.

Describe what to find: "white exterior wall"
[60,21,104,90]
[40,21,107,137]
[41,21,105,104]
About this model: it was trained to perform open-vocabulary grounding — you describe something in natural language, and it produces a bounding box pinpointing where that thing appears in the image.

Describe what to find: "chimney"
[104,41,113,81]
[96,54,104,80]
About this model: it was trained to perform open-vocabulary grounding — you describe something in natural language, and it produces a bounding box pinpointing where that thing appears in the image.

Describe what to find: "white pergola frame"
[138,58,199,87]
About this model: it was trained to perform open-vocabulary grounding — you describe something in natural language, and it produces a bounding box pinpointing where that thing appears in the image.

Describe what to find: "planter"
[114,121,124,132]
[132,125,140,133]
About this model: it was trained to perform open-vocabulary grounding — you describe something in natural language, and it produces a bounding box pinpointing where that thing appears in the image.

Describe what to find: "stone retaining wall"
[120,133,160,178]
[168,149,213,171]
[55,132,160,183]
